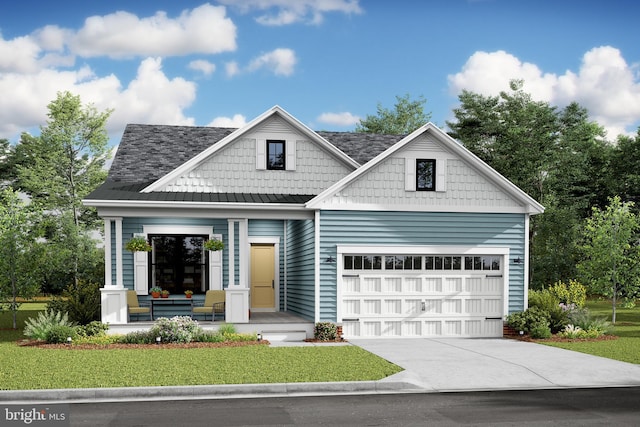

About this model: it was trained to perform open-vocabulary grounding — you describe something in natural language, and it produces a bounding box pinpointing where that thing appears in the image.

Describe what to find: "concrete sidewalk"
[2,338,640,403]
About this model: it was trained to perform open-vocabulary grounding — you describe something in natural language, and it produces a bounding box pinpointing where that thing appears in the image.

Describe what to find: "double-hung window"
[416,159,436,191]
[267,140,285,170]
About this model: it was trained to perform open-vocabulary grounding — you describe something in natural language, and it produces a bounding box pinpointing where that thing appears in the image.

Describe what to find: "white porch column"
[101,217,127,324]
[226,219,249,323]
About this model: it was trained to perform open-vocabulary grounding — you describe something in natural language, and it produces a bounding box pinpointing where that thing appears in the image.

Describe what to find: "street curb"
[0,381,423,404]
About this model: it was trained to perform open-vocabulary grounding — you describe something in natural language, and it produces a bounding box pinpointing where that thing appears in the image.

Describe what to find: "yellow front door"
[250,244,275,309]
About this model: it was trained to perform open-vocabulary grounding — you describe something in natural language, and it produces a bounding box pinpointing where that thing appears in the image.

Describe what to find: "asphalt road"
[63,387,640,426]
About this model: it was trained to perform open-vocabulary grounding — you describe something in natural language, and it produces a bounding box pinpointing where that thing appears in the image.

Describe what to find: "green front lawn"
[0,304,401,390]
[542,299,640,364]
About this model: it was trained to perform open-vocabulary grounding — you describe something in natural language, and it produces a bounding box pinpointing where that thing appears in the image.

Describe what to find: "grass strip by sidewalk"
[0,305,402,390]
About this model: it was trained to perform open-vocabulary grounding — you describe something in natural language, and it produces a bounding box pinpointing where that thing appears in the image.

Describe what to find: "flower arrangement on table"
[203,238,224,251]
[184,290,194,298]
[125,236,152,252]
[161,290,170,298]
[150,287,162,298]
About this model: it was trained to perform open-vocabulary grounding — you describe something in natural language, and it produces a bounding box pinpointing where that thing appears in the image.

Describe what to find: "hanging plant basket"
[203,238,225,252]
[125,236,152,252]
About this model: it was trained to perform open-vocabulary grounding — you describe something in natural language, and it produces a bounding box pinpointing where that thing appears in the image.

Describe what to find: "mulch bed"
[16,339,271,350]
[506,334,618,343]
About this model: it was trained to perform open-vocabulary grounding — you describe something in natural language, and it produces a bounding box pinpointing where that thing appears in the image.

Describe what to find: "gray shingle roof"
[87,124,402,203]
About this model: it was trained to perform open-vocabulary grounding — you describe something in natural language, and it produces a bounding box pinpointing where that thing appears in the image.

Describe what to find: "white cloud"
[317,111,360,127]
[219,0,363,26]
[207,114,247,127]
[225,61,240,77]
[247,48,297,76]
[0,35,44,73]
[70,4,237,58]
[188,59,216,76]
[448,47,640,139]
[0,57,196,140]
[107,57,196,127]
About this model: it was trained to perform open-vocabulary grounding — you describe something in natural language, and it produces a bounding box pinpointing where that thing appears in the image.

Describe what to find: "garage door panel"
[384,277,403,292]
[384,299,402,314]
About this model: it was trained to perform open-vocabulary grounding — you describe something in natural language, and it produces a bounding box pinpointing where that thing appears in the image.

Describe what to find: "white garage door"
[339,252,506,338]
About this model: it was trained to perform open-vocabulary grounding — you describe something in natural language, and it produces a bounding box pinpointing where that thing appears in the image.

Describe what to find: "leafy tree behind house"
[578,196,640,323]
[356,94,431,135]
[446,81,617,288]
[0,188,41,329]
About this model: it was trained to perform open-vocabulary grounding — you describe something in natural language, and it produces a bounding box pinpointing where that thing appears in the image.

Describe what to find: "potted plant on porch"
[184,290,193,299]
[203,238,224,252]
[150,287,162,298]
[125,236,152,252]
[161,290,170,298]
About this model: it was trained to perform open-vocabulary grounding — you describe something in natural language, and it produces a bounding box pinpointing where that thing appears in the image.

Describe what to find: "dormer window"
[416,159,436,191]
[267,140,285,170]
[256,139,296,171]
[405,156,446,192]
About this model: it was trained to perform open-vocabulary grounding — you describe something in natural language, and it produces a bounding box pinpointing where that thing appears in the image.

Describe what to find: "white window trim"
[405,156,447,192]
[256,138,296,171]
[135,225,219,294]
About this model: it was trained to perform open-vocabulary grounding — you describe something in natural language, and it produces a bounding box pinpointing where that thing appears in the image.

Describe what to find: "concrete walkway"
[2,338,640,403]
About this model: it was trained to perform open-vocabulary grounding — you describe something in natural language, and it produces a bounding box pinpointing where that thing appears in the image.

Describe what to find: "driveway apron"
[351,338,640,392]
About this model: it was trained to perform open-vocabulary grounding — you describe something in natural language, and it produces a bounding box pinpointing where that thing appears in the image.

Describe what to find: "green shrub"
[117,330,155,344]
[559,324,603,339]
[47,281,101,325]
[76,321,109,338]
[193,327,255,343]
[528,289,568,333]
[314,322,338,341]
[568,308,611,335]
[23,310,75,340]
[75,334,122,345]
[548,280,587,308]
[45,325,78,344]
[216,324,237,336]
[149,316,202,343]
[506,306,548,333]
[529,322,552,339]
[194,330,226,343]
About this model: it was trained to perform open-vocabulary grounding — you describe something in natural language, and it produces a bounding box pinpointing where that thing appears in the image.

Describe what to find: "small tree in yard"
[0,188,41,329]
[578,196,640,323]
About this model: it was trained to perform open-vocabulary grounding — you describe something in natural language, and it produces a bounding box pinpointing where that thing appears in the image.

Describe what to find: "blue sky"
[1,0,639,147]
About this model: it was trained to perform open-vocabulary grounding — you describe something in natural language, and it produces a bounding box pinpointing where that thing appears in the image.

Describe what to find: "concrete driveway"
[351,338,640,392]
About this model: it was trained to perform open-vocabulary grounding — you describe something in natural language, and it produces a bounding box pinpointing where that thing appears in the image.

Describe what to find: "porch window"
[149,235,209,295]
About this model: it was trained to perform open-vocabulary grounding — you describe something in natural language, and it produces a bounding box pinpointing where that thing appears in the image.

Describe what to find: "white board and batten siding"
[337,246,509,338]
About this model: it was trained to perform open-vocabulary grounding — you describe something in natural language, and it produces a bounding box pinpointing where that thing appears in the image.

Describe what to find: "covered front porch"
[107,312,315,342]
[100,214,322,330]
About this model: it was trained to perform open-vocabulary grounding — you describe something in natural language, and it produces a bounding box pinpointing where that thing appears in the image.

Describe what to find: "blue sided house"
[83,106,544,339]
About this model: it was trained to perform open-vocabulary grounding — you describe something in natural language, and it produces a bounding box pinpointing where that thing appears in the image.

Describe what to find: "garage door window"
[465,256,501,271]
[344,254,501,272]
[344,255,382,270]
